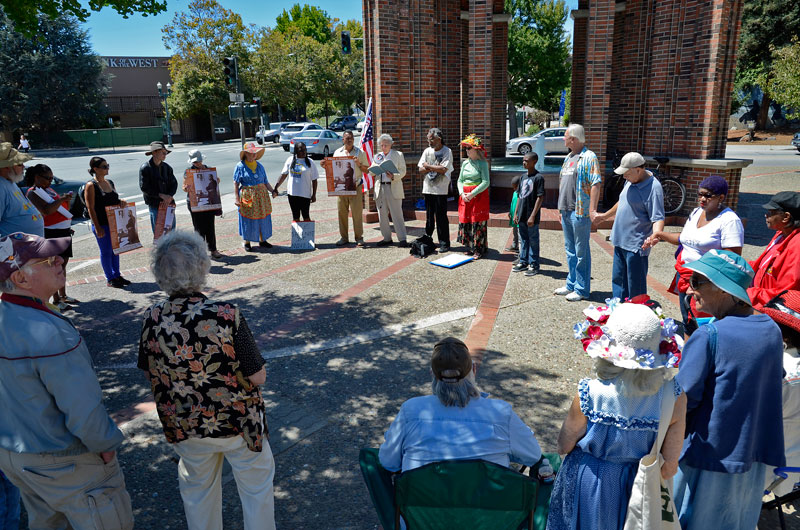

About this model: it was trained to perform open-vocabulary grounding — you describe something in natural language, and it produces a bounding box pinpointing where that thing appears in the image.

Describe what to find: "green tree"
[1,0,166,37]
[768,38,800,119]
[505,0,571,138]
[275,4,332,43]
[161,0,254,140]
[0,11,107,137]
[735,0,800,128]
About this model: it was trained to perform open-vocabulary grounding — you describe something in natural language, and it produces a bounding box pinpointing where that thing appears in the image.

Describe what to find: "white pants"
[376,183,407,242]
[173,436,276,530]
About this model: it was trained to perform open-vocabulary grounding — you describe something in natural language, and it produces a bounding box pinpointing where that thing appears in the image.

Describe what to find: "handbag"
[623,384,681,530]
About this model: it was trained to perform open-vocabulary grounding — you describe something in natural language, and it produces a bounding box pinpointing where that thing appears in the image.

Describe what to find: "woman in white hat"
[183,149,223,259]
[233,143,276,252]
[548,299,686,530]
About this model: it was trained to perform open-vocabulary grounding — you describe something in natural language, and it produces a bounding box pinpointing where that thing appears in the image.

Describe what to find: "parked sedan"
[280,122,324,151]
[329,116,359,131]
[290,130,342,159]
[257,121,294,144]
[506,127,568,156]
[792,132,800,152]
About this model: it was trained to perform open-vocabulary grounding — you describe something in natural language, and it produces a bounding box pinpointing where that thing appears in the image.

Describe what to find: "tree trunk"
[209,110,216,142]
[757,92,771,131]
[507,101,518,139]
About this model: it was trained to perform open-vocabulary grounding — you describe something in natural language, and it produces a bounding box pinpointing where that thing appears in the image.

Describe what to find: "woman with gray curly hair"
[138,230,276,530]
[373,133,408,247]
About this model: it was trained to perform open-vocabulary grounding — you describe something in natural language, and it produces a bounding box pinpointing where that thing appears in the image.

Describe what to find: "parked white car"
[280,122,324,151]
[356,119,365,132]
[506,127,568,155]
[257,121,293,144]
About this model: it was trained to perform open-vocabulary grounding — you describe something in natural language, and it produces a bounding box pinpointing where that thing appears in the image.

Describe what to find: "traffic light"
[341,31,351,54]
[222,56,238,88]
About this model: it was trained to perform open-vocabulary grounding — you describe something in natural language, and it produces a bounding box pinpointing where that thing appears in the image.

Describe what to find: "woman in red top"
[748,191,800,310]
[25,164,77,311]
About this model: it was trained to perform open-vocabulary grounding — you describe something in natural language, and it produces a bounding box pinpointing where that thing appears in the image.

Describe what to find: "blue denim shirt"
[378,394,542,472]
[0,295,124,454]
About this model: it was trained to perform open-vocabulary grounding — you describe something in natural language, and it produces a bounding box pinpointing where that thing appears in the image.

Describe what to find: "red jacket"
[748,228,800,310]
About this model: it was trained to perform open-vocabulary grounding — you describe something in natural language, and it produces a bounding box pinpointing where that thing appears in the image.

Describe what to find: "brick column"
[582,0,616,170]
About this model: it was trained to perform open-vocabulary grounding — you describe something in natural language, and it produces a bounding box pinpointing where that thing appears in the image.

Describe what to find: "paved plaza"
[19,143,800,528]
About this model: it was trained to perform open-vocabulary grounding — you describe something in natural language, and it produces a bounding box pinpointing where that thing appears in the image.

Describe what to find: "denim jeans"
[92,224,121,282]
[0,471,20,530]
[560,210,592,297]
[149,205,177,233]
[518,223,540,268]
[611,246,648,300]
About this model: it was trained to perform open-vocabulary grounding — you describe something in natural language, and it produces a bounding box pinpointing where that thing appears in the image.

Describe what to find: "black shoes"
[397,240,410,248]
[439,243,450,253]
[107,277,126,288]
[259,241,273,248]
[376,239,393,247]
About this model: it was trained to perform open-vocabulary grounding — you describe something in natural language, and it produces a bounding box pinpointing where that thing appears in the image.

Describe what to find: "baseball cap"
[762,191,800,219]
[0,233,69,282]
[685,249,754,305]
[431,337,473,383]
[614,152,646,175]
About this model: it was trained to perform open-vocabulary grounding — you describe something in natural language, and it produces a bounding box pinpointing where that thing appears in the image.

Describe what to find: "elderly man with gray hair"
[418,128,454,252]
[374,133,408,247]
[554,123,602,302]
[138,230,275,530]
[379,337,542,472]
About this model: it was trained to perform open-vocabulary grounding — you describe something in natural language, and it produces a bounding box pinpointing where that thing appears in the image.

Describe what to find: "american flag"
[359,97,375,190]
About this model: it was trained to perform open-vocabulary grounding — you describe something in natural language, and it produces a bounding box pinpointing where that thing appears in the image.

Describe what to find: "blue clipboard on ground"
[430,254,474,269]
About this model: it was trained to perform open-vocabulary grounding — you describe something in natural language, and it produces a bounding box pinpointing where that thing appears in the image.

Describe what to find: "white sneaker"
[553,286,572,296]
[566,292,586,302]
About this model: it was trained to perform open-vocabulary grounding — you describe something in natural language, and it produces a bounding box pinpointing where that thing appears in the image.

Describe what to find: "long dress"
[233,161,272,242]
[547,377,681,530]
[456,159,490,255]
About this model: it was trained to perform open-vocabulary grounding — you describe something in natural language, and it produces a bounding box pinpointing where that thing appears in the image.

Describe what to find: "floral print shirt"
[138,294,267,451]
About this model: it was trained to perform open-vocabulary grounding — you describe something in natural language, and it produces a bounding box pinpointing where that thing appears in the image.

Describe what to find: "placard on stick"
[106,203,142,255]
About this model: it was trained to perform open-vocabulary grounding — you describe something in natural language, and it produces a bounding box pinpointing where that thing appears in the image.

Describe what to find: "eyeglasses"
[697,191,717,199]
[98,164,110,169]
[689,275,711,290]
[28,256,58,267]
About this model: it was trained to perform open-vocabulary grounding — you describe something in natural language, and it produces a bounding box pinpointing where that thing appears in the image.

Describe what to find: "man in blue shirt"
[595,152,664,299]
[0,142,44,237]
[379,337,542,473]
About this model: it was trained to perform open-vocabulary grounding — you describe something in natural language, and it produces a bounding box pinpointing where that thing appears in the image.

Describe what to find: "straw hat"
[762,290,800,334]
[145,141,172,156]
[0,142,34,168]
[240,142,265,161]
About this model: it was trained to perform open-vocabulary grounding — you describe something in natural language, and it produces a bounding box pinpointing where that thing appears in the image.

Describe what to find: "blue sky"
[83,0,578,56]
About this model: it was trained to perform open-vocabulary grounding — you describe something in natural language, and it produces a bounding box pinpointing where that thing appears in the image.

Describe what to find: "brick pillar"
[582,0,616,171]
[467,0,494,158]
[569,0,589,126]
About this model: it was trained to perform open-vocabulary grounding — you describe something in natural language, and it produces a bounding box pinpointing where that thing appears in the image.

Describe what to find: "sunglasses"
[697,191,717,199]
[689,275,711,290]
[29,256,59,267]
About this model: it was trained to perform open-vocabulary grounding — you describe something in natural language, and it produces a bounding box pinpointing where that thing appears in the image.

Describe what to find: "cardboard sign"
[186,168,222,212]
[153,202,176,243]
[106,203,142,255]
[324,156,358,196]
[290,221,315,250]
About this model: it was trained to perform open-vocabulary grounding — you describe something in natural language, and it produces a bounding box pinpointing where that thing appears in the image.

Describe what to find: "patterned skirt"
[457,221,488,255]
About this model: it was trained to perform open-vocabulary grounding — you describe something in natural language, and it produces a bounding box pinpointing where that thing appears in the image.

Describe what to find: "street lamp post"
[156,81,173,148]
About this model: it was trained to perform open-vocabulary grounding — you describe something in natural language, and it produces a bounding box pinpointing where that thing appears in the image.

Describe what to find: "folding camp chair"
[762,466,800,530]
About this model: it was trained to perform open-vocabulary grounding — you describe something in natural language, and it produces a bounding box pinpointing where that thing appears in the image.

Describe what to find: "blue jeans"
[611,247,648,300]
[518,223,540,268]
[0,471,20,530]
[673,461,766,530]
[149,205,177,233]
[560,210,592,297]
[93,224,121,282]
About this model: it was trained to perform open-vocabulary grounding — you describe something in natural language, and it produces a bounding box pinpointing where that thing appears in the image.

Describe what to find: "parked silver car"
[257,121,293,144]
[792,132,800,152]
[290,130,342,159]
[506,127,568,155]
[280,122,324,151]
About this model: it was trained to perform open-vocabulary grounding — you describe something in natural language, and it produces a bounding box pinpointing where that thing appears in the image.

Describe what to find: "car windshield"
[297,131,321,138]
[284,125,304,132]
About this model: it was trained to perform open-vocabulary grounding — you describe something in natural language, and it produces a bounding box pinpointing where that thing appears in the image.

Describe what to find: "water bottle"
[538,458,555,485]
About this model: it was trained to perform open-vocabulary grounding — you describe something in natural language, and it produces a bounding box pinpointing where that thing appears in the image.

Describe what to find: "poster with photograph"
[324,156,358,196]
[106,203,142,255]
[153,202,176,243]
[291,221,315,250]
[186,168,222,212]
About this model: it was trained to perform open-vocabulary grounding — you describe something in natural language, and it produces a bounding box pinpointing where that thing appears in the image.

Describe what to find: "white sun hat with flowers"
[573,296,683,373]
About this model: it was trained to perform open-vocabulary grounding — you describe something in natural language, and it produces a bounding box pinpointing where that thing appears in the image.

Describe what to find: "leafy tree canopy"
[0,11,107,134]
[506,0,571,113]
[275,4,332,44]
[1,0,166,37]
[768,38,800,119]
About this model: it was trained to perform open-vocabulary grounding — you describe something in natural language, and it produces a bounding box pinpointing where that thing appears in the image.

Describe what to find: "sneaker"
[439,243,450,253]
[512,258,520,266]
[512,263,529,272]
[397,240,410,248]
[107,278,125,289]
[524,267,539,277]
[356,239,366,248]
[258,241,272,248]
[554,286,572,296]
[335,238,349,246]
[118,276,132,286]
[566,292,587,302]
[376,239,392,247]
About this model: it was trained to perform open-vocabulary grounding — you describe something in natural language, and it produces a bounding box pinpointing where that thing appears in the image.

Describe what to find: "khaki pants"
[0,448,133,530]
[173,436,276,530]
[376,183,407,242]
[337,188,364,241]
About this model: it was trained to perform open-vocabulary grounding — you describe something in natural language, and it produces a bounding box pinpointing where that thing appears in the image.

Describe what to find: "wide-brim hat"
[240,142,265,160]
[762,290,800,334]
[187,149,203,164]
[460,134,487,158]
[145,141,172,156]
[0,232,70,282]
[0,142,34,168]
[685,249,753,305]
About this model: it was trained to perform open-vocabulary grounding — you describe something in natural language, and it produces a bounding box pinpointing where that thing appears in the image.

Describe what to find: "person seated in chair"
[379,337,542,472]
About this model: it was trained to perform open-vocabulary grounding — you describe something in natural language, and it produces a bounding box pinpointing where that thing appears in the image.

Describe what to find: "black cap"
[762,191,800,219]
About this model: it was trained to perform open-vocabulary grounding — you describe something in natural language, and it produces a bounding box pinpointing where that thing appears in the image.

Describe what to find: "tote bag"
[623,385,680,530]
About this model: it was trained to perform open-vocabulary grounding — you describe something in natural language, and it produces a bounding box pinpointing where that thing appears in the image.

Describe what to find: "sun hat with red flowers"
[574,296,683,372]
[460,134,487,158]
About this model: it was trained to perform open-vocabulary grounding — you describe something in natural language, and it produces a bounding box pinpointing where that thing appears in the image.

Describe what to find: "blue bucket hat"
[685,249,754,305]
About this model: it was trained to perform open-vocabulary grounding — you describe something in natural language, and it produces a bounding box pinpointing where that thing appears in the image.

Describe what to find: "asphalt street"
[15,140,800,529]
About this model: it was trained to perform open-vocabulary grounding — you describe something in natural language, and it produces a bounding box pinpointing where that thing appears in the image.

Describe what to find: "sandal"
[472,252,482,260]
[61,296,80,304]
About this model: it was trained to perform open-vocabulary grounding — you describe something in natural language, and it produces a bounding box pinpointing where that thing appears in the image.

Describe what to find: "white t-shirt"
[679,207,744,263]
[281,155,319,199]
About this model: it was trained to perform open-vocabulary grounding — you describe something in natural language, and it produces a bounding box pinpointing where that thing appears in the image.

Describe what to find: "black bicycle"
[652,156,686,215]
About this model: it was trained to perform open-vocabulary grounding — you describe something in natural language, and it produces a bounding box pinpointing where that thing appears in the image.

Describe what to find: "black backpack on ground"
[410,235,436,258]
